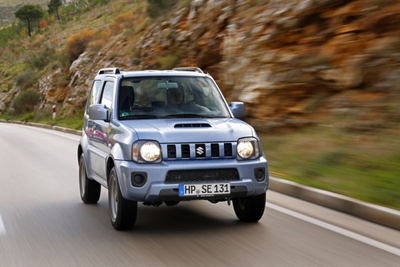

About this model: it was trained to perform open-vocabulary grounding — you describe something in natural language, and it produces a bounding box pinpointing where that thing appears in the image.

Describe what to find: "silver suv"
[78,67,269,230]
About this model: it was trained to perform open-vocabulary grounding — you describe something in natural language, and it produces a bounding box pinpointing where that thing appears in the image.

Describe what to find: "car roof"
[94,68,209,80]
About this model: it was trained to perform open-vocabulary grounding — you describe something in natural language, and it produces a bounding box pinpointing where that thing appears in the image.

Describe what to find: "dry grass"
[88,29,111,50]
[66,28,97,62]
[111,11,135,32]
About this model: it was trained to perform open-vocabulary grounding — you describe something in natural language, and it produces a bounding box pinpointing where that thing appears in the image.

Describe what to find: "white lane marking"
[0,215,6,235]
[267,203,400,257]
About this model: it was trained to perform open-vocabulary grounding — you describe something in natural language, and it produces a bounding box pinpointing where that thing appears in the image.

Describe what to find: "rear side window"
[101,81,114,109]
[86,80,102,114]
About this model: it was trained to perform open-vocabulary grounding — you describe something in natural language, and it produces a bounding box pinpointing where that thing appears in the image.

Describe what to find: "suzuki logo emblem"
[196,147,204,155]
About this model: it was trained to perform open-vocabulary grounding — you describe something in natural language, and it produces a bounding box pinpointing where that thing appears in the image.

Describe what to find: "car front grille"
[161,142,236,160]
[165,168,240,183]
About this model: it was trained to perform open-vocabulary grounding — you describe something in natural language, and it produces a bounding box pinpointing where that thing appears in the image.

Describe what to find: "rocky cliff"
[6,0,400,132]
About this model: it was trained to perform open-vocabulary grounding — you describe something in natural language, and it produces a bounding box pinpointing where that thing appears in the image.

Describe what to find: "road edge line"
[267,203,400,257]
[0,214,6,236]
[0,120,82,136]
[269,177,400,230]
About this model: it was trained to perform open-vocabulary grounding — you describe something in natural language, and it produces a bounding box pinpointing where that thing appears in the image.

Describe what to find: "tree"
[14,5,45,38]
[48,0,62,21]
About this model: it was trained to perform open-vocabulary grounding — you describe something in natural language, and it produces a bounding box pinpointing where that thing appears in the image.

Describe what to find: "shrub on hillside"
[147,0,179,18]
[11,90,40,114]
[157,51,182,69]
[15,71,36,90]
[39,18,48,29]
[29,46,57,70]
[88,0,110,6]
[111,11,134,32]
[88,29,111,50]
[66,28,96,62]
[0,22,25,46]
[21,112,35,122]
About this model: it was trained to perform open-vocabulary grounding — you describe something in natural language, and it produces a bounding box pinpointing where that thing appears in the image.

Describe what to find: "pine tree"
[15,5,45,38]
[48,0,62,21]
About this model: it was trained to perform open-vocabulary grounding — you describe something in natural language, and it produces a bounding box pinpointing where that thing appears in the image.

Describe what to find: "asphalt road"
[0,123,399,267]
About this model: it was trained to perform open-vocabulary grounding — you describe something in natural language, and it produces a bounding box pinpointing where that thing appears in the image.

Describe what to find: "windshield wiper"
[162,114,216,118]
[119,114,160,120]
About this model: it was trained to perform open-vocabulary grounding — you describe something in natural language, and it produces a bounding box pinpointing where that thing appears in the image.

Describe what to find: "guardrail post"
[52,105,56,120]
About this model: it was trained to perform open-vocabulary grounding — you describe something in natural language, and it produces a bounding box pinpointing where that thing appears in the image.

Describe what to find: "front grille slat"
[211,144,219,157]
[167,145,176,158]
[224,143,233,157]
[163,142,235,160]
[181,144,190,158]
[166,168,240,183]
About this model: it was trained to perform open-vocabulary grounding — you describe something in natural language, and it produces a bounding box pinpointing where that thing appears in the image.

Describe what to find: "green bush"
[147,0,179,18]
[88,0,110,7]
[15,71,36,90]
[131,57,141,66]
[29,46,57,70]
[157,51,181,69]
[21,112,35,121]
[0,22,24,47]
[11,90,40,114]
[0,112,11,120]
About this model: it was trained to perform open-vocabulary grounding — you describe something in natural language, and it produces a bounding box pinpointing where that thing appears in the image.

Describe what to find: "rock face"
[136,0,400,130]
[23,0,400,131]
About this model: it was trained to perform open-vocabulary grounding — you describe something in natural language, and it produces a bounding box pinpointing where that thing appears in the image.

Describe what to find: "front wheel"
[79,155,101,204]
[233,193,266,222]
[108,167,137,230]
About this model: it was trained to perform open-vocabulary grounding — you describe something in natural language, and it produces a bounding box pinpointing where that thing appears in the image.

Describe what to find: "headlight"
[237,137,260,160]
[132,141,161,163]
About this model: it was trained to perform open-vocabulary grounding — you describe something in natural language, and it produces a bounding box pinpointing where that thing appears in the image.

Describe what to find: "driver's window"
[85,80,102,114]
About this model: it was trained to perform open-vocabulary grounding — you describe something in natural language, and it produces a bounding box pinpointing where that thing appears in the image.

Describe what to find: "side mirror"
[89,104,109,121]
[230,102,245,118]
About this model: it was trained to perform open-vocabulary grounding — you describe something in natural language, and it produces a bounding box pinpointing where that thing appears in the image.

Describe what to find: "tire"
[79,155,101,204]
[233,193,266,222]
[108,167,137,230]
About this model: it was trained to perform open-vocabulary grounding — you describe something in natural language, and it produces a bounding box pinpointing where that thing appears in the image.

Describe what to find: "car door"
[90,79,115,180]
[84,80,102,176]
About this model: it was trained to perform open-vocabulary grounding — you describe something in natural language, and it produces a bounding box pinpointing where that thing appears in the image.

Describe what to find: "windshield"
[118,76,231,119]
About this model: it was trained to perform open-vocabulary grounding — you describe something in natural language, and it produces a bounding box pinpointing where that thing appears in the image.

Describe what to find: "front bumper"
[114,156,269,202]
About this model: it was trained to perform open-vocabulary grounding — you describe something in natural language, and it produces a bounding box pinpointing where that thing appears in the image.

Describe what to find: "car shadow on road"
[6,193,266,240]
[88,196,265,235]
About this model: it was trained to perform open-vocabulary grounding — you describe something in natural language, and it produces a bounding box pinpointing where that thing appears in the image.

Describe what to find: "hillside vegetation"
[0,0,399,209]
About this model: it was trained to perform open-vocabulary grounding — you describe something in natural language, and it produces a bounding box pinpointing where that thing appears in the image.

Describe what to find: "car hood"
[122,118,254,143]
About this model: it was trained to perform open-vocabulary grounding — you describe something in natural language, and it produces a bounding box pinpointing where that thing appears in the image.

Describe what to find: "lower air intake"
[165,168,240,183]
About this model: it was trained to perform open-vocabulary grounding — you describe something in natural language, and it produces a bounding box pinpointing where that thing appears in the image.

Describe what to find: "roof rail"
[98,68,121,75]
[172,67,204,74]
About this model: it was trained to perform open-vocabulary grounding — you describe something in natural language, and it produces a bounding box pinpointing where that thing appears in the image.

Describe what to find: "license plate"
[179,183,230,197]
